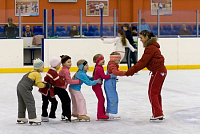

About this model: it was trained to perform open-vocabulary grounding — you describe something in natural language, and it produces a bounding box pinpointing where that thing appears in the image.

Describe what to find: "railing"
[0,9,200,38]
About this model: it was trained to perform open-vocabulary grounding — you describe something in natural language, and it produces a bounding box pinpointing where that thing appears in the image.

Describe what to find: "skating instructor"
[125,30,167,121]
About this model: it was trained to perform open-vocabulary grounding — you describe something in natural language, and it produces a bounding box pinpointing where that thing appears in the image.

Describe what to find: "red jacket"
[39,68,65,98]
[93,65,111,84]
[126,37,166,76]
[107,61,126,76]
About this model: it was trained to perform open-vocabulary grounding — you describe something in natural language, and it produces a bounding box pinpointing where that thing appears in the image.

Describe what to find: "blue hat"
[33,58,44,69]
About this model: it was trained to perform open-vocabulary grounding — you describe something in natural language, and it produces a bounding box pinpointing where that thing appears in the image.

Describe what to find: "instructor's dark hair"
[139,30,156,39]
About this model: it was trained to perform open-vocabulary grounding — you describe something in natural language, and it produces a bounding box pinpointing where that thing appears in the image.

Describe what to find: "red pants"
[148,68,167,118]
[92,84,106,117]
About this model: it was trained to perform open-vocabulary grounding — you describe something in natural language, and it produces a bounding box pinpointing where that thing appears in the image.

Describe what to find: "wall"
[1,0,200,24]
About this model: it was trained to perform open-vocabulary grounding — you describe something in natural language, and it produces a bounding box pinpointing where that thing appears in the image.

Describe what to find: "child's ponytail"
[118,29,127,46]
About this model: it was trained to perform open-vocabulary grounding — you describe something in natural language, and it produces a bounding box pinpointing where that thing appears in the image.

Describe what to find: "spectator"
[69,25,79,37]
[137,18,151,32]
[132,26,138,36]
[22,25,35,37]
[178,24,191,35]
[3,17,18,38]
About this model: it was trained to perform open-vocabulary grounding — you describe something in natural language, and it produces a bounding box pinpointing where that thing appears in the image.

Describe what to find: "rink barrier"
[1,38,200,73]
[0,65,200,73]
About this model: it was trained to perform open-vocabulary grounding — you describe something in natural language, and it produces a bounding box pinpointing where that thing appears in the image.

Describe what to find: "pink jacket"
[58,66,80,89]
[93,65,111,85]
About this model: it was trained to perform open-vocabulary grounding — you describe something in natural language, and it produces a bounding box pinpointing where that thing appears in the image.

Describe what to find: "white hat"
[33,58,44,69]
[50,57,61,67]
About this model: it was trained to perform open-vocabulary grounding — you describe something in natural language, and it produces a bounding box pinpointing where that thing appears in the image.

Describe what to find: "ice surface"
[0,70,200,134]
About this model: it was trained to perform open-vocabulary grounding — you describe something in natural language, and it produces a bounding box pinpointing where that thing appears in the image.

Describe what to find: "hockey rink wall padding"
[0,38,200,73]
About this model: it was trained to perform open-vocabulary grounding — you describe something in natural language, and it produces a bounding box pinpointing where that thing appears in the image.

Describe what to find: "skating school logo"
[160,72,165,76]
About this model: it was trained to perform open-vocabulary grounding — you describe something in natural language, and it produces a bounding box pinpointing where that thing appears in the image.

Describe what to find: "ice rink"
[0,69,200,134]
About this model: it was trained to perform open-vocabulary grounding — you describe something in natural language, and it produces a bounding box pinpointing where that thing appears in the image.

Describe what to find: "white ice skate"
[41,116,49,122]
[29,118,41,125]
[17,118,28,124]
[108,113,121,120]
[150,116,164,121]
[61,114,66,121]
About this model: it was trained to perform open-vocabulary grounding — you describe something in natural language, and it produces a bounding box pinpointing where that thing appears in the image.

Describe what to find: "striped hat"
[110,55,121,61]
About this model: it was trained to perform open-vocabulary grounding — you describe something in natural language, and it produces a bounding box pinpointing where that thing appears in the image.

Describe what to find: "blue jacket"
[69,70,97,91]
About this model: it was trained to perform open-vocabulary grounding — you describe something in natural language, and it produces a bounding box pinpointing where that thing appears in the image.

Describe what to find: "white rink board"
[0,39,23,68]
[137,38,200,65]
[44,38,115,68]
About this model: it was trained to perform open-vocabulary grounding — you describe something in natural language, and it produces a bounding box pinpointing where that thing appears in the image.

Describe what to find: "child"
[101,29,137,62]
[126,30,167,121]
[58,55,81,121]
[104,52,126,119]
[39,57,65,122]
[17,58,51,125]
[69,59,101,121]
[92,54,116,120]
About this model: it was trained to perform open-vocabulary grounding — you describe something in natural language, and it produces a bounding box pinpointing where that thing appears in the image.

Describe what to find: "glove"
[110,73,117,78]
[96,78,102,84]
[45,83,52,88]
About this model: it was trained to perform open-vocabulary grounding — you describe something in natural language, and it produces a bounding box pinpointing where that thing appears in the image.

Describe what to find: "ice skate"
[150,116,164,121]
[49,113,56,119]
[108,113,121,120]
[61,114,66,121]
[17,118,28,124]
[77,115,90,122]
[41,116,49,122]
[97,115,109,121]
[29,118,41,125]
[72,114,78,118]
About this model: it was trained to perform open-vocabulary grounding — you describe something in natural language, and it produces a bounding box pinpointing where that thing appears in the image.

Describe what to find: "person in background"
[3,17,18,38]
[123,24,137,69]
[22,25,35,37]
[137,18,151,32]
[132,26,138,36]
[69,25,79,37]
[178,24,191,36]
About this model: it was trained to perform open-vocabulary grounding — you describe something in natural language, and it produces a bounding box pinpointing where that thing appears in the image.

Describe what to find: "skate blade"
[16,120,28,124]
[78,119,90,122]
[109,117,121,120]
[29,122,41,125]
[150,117,165,122]
[96,118,110,121]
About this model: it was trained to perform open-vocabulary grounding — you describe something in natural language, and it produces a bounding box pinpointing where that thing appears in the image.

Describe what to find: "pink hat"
[110,55,121,61]
[50,57,61,67]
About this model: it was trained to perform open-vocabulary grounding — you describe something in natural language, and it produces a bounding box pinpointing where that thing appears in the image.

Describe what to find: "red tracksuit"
[126,37,167,118]
[92,65,111,119]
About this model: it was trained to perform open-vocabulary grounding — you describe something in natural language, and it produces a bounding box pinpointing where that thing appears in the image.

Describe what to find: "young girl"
[104,52,127,119]
[57,55,81,122]
[39,57,65,122]
[69,59,101,121]
[101,29,137,62]
[126,30,167,121]
[92,54,116,120]
[17,58,51,125]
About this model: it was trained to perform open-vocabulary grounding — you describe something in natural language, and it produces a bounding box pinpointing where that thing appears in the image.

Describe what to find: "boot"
[109,113,120,119]
[17,118,28,123]
[97,115,109,120]
[78,115,90,121]
[72,114,78,117]
[150,115,164,121]
[29,118,41,125]
[41,116,49,122]
[49,113,56,119]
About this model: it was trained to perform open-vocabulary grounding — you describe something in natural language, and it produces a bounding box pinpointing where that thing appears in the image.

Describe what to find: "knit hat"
[50,57,61,67]
[96,56,104,65]
[33,58,44,69]
[110,55,121,61]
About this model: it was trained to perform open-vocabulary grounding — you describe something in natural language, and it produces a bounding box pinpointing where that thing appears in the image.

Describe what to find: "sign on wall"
[15,0,39,16]
[151,0,172,15]
[86,0,109,16]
